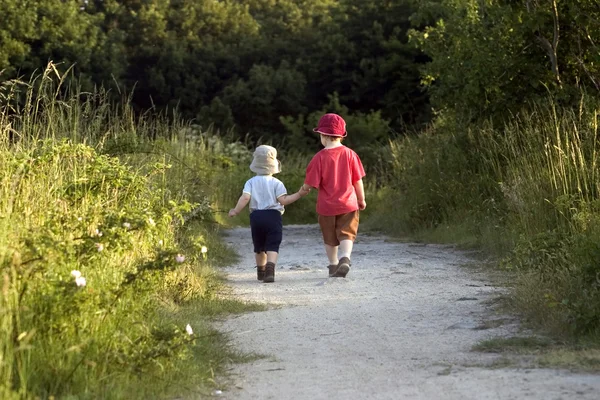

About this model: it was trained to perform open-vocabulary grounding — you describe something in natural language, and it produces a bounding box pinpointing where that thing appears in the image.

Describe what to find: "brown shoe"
[257,265,266,281]
[333,257,350,278]
[328,264,338,277]
[263,262,275,283]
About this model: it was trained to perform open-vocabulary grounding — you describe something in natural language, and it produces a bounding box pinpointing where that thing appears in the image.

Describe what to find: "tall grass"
[0,63,264,398]
[480,99,600,336]
[477,100,600,237]
[370,96,600,338]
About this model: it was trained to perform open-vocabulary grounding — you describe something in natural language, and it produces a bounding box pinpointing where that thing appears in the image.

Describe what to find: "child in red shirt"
[301,113,366,278]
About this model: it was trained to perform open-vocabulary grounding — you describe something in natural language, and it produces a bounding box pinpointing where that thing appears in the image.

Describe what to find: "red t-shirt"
[304,145,366,216]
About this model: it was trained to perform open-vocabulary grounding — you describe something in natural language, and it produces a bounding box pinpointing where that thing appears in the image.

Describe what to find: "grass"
[473,336,554,354]
[538,348,600,372]
[0,63,272,399]
[474,336,600,372]
[363,95,600,376]
[368,96,600,341]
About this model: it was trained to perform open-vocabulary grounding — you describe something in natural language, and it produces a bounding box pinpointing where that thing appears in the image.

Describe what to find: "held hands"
[298,185,311,197]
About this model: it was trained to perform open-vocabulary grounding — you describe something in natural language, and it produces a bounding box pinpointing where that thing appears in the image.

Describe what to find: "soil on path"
[214,225,600,400]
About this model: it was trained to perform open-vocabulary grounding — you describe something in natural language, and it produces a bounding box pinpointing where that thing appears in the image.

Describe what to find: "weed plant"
[369,95,600,339]
[0,64,262,398]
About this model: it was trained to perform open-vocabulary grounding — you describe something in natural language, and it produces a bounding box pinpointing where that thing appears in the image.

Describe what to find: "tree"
[331,0,429,127]
[409,0,600,122]
[2,0,434,146]
[1,0,103,82]
[0,0,38,74]
[221,61,308,139]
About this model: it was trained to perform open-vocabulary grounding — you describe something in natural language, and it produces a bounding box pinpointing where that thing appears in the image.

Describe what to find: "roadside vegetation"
[361,0,600,368]
[365,0,600,343]
[0,67,266,399]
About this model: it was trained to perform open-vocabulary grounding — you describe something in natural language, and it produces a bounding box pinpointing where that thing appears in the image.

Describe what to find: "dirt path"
[215,225,600,399]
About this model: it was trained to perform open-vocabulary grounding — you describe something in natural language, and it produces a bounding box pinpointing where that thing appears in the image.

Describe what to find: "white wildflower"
[185,324,193,335]
[71,270,81,279]
[122,222,131,229]
[148,217,156,226]
[77,217,83,221]
[95,243,104,252]
[75,276,86,287]
[95,229,102,237]
[175,254,185,263]
[158,239,164,246]
[201,246,208,254]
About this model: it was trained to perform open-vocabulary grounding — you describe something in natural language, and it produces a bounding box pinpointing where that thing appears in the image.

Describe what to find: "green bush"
[0,65,257,399]
[0,140,204,397]
[368,97,600,338]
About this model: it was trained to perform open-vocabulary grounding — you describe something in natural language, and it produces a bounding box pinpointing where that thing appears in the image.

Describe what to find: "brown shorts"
[318,210,360,246]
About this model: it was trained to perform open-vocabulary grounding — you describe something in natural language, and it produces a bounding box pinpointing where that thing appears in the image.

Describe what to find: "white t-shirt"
[243,175,287,214]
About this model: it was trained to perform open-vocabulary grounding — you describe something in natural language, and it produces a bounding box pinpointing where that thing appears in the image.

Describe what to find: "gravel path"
[214,225,600,399]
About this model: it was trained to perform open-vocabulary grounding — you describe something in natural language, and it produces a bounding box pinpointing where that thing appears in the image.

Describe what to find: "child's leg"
[324,244,338,265]
[319,214,340,275]
[255,252,267,266]
[255,252,267,281]
[262,250,279,283]
[334,240,353,278]
[338,240,353,260]
[263,211,282,283]
[250,211,268,281]
[332,211,359,278]
[266,251,279,264]
[264,251,278,283]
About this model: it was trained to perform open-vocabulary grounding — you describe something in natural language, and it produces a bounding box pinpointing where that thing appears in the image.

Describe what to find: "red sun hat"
[313,113,347,137]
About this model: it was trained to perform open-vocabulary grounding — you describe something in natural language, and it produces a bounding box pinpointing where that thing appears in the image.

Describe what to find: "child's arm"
[277,187,309,206]
[353,179,366,210]
[229,193,251,217]
[299,185,311,196]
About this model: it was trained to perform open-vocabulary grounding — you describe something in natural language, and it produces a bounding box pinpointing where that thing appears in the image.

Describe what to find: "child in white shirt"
[229,145,309,282]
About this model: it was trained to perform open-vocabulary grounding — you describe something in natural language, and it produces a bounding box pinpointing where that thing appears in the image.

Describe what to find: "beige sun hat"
[249,145,281,175]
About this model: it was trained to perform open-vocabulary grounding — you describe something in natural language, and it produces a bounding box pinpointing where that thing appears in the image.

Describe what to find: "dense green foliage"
[369,99,600,338]
[410,0,600,122]
[0,0,429,146]
[0,69,273,399]
[370,0,600,338]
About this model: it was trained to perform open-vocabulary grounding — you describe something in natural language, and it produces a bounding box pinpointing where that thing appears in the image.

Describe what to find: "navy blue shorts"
[250,210,283,253]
